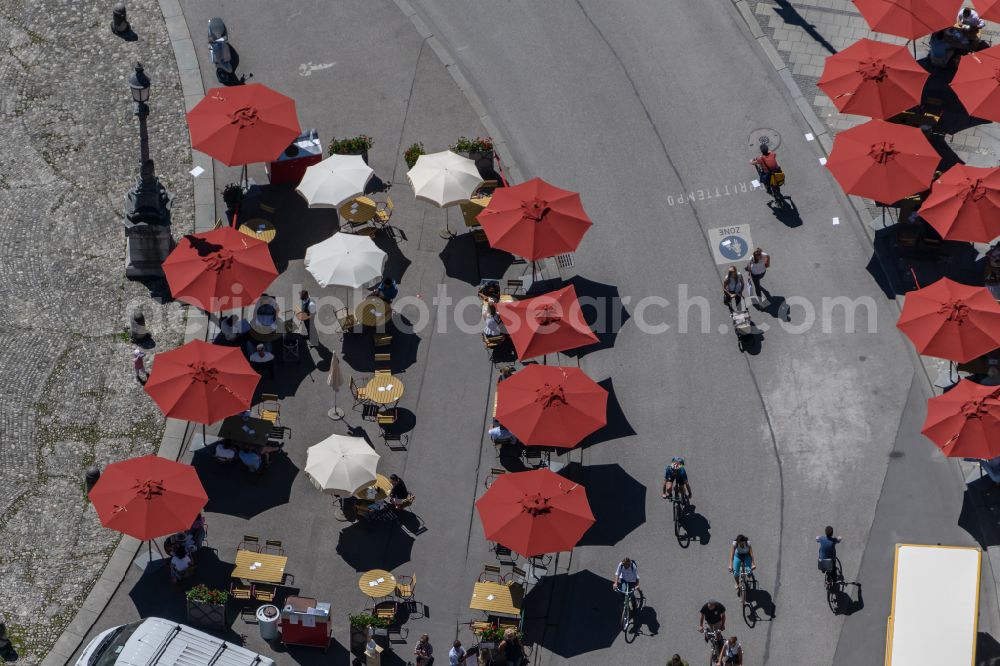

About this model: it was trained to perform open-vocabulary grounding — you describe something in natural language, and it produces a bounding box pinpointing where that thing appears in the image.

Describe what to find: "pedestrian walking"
[745,248,771,307]
[414,633,434,665]
[498,628,525,666]
[132,348,148,384]
[449,640,466,666]
[299,290,318,347]
[722,267,745,311]
[668,655,689,666]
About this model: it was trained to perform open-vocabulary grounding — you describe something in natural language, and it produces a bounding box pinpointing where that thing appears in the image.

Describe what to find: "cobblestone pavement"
[0,1,191,662]
[746,0,1000,166]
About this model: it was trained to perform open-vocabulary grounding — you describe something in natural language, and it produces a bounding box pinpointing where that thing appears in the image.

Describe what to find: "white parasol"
[296,154,374,208]
[405,150,483,207]
[304,433,380,495]
[304,233,386,289]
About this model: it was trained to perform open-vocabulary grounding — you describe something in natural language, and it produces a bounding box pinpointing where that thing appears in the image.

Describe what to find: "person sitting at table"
[214,440,237,462]
[238,446,263,473]
[370,276,398,303]
[928,31,956,68]
[388,474,410,508]
[958,7,986,30]
[478,280,500,303]
[489,419,516,444]
[219,314,248,345]
[187,513,206,551]
[254,295,278,328]
[986,267,1000,302]
[170,544,193,582]
[249,344,275,378]
[497,365,516,384]
[979,365,1000,386]
[483,303,507,337]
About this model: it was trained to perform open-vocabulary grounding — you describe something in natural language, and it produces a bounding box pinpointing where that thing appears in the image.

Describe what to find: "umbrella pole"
[439,207,457,240]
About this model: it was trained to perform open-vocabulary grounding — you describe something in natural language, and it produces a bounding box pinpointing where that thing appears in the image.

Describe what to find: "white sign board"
[708,225,754,265]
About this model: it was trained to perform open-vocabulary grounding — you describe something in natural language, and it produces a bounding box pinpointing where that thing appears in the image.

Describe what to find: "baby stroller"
[730,301,761,352]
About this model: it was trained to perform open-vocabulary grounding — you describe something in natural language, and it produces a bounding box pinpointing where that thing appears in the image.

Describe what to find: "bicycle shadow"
[744,584,776,627]
[676,503,711,547]
[632,600,660,638]
[830,580,864,616]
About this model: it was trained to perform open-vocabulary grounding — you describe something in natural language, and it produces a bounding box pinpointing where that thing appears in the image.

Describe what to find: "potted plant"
[348,613,390,653]
[328,135,374,164]
[185,585,228,630]
[475,625,505,650]
[221,183,244,213]
[404,142,425,169]
[452,136,494,164]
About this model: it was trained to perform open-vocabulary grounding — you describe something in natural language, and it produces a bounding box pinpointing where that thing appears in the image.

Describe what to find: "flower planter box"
[332,148,369,164]
[186,598,227,631]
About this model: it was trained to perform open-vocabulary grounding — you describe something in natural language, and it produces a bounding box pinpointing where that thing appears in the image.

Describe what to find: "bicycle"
[704,627,725,664]
[820,557,844,613]
[754,165,787,208]
[666,489,688,540]
[733,564,757,626]
[617,582,640,641]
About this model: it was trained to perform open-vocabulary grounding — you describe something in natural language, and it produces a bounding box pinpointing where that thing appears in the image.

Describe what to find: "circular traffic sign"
[719,235,749,261]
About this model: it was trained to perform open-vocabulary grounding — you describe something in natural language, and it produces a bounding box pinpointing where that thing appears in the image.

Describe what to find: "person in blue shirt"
[816,525,841,565]
[662,456,691,501]
[371,276,398,302]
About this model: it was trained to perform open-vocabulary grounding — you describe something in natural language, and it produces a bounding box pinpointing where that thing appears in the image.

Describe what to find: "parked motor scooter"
[208,18,249,85]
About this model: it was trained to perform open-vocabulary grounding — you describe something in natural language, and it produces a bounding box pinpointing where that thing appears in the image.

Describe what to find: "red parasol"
[896,278,1000,363]
[186,83,300,166]
[497,285,598,360]
[163,226,278,313]
[817,39,928,119]
[917,165,1000,243]
[950,45,1000,123]
[477,178,593,260]
[144,340,259,424]
[922,379,1000,458]
[853,0,962,40]
[88,455,207,541]
[475,468,594,557]
[825,119,939,203]
[977,0,1000,22]
[496,365,607,448]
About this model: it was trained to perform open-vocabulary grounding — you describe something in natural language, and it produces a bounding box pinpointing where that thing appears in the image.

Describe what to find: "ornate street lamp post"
[123,62,173,279]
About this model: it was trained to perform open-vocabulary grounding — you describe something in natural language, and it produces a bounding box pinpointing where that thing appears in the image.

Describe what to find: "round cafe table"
[359,569,396,598]
[339,197,377,223]
[365,374,404,405]
[238,218,277,243]
[355,297,390,327]
[354,474,392,502]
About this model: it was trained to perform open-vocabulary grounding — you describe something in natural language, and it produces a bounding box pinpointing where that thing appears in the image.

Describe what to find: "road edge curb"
[40,3,209,663]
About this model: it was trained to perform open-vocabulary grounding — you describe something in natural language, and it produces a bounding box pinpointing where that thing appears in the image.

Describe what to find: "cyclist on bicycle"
[717,636,743,665]
[817,525,842,575]
[728,535,756,591]
[698,599,726,641]
[613,557,641,613]
[750,144,782,200]
[662,456,692,501]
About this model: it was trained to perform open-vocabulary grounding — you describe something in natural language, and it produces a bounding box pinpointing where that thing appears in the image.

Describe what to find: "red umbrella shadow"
[238,186,340,274]
[577,378,636,450]
[559,276,630,358]
[191,446,298,518]
[559,462,645,546]
[521,570,623,658]
[127,548,265,640]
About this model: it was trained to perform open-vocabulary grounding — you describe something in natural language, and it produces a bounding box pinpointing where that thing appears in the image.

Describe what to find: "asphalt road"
[410,0,990,663]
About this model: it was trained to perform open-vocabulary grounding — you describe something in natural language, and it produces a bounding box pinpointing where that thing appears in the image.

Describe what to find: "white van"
[76,617,275,666]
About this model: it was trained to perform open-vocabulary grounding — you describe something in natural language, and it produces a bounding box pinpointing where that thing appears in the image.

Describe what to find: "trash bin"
[256,604,279,641]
